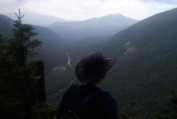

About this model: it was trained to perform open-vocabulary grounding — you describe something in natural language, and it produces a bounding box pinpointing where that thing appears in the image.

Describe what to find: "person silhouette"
[55,51,118,119]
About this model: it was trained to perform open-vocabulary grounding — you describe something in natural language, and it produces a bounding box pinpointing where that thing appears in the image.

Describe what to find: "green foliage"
[170,90,177,106]
[120,110,132,119]
[31,103,57,119]
[169,90,177,118]
[0,10,48,119]
[0,35,36,118]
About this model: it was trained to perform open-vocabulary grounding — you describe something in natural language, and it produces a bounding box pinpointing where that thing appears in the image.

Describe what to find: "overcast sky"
[1,0,177,20]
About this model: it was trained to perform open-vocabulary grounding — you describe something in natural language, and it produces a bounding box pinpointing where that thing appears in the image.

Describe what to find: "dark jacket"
[55,84,118,119]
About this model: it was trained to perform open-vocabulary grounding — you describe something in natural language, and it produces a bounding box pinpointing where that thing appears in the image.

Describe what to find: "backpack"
[58,84,108,119]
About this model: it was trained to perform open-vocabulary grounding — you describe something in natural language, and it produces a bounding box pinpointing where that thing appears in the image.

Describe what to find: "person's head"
[75,51,116,85]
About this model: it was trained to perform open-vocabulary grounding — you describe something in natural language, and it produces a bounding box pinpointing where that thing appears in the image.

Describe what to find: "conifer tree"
[0,10,43,119]
[10,9,41,66]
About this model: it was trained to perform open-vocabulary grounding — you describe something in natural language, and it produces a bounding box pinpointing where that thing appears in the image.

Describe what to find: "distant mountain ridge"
[0,14,14,36]
[48,13,138,40]
[4,11,68,26]
[2,12,138,41]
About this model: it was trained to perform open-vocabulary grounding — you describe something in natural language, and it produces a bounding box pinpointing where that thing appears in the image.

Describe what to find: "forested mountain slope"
[102,8,177,116]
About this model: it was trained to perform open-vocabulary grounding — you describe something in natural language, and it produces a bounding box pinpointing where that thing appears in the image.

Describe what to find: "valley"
[1,8,177,118]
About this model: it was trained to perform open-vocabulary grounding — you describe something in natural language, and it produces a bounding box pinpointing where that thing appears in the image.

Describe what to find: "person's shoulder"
[63,84,79,97]
[70,84,79,90]
[66,84,78,92]
[101,91,117,105]
[99,91,118,118]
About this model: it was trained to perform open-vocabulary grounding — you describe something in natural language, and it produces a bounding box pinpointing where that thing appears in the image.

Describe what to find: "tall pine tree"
[0,10,42,119]
[10,9,41,66]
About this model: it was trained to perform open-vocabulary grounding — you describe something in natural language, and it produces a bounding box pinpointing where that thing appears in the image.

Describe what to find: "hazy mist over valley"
[1,0,177,118]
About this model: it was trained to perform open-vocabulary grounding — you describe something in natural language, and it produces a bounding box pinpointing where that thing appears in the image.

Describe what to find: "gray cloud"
[1,0,177,20]
[0,0,32,14]
[139,0,177,4]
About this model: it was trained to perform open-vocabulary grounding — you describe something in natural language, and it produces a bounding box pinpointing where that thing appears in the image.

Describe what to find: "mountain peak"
[48,13,138,41]
[88,13,137,22]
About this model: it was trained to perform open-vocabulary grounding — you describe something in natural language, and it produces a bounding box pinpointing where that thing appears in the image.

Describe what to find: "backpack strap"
[62,84,108,118]
[80,89,104,105]
[78,89,109,119]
